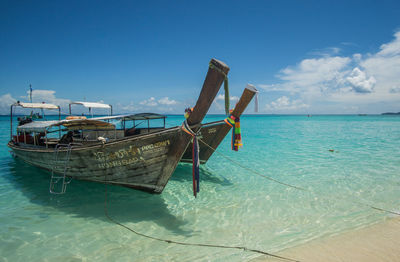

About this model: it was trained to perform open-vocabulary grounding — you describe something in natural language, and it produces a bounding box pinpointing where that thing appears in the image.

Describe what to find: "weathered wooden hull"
[181,120,228,164]
[7,58,233,195]
[8,127,183,193]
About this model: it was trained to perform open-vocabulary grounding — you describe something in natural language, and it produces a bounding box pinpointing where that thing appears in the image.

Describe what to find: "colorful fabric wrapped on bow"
[224,114,242,151]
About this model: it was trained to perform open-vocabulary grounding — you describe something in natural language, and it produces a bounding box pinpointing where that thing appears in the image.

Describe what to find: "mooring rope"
[101,126,398,262]
[198,138,400,217]
[181,119,201,197]
[103,184,301,262]
[198,138,306,191]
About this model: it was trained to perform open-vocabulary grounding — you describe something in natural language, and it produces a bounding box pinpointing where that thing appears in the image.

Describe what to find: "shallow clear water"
[1,115,399,261]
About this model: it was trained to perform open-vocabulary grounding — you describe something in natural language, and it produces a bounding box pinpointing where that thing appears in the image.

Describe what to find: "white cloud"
[139,97,157,107]
[212,93,240,112]
[359,32,400,96]
[376,31,400,56]
[0,90,72,114]
[135,96,180,112]
[258,84,276,91]
[346,67,376,93]
[216,94,239,102]
[24,89,70,104]
[119,102,137,112]
[20,89,71,112]
[0,91,181,114]
[278,56,351,95]
[0,94,17,114]
[309,47,341,56]
[353,53,362,62]
[158,97,177,105]
[259,30,400,113]
[265,96,309,112]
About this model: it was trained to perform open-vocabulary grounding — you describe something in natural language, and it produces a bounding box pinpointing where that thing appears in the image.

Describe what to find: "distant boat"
[358,114,367,116]
[7,59,257,195]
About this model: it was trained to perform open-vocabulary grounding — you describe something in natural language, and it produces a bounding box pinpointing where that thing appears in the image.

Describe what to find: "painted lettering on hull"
[208,127,217,134]
[93,139,170,169]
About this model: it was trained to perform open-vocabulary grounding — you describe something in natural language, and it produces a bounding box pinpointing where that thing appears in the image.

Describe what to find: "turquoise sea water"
[1,115,399,261]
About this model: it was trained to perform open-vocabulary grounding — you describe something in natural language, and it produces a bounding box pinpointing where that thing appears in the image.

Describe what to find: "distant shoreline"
[381,112,400,115]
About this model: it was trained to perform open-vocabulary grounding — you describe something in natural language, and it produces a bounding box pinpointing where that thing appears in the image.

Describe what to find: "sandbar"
[254,217,400,262]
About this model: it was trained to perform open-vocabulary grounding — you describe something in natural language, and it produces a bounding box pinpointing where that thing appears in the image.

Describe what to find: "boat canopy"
[16,120,60,132]
[93,113,166,121]
[69,101,113,116]
[70,101,112,109]
[13,102,60,110]
[17,119,115,133]
[126,113,166,120]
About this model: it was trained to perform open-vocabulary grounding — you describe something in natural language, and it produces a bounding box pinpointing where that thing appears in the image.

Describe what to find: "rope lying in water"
[198,138,400,217]
[103,184,301,262]
[101,134,398,262]
[198,138,306,191]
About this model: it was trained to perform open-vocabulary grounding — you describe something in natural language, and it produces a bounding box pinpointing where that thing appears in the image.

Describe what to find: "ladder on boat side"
[49,144,73,194]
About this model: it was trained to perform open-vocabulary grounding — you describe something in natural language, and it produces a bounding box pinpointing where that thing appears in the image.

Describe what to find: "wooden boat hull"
[181,120,227,164]
[181,85,258,164]
[8,127,182,193]
[7,59,235,195]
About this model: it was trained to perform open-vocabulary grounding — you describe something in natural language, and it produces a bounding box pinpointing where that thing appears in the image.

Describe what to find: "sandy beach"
[253,217,400,262]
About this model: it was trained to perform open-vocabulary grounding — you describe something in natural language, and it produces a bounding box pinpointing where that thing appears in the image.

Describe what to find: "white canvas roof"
[16,120,60,132]
[70,101,111,109]
[15,102,60,110]
[17,119,115,132]
[92,113,166,121]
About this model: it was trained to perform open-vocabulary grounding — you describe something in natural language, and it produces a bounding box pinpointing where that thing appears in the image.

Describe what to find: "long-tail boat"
[181,84,257,163]
[8,59,257,194]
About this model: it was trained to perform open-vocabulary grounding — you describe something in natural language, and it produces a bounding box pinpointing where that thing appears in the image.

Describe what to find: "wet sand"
[254,217,400,262]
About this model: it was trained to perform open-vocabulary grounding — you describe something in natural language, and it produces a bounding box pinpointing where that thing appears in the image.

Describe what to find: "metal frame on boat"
[10,102,61,146]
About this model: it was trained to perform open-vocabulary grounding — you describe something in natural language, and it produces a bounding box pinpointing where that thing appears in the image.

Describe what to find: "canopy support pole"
[45,129,48,149]
[10,105,13,141]
[58,107,61,138]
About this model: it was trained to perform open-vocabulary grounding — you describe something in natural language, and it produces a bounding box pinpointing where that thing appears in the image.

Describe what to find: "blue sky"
[1,0,400,114]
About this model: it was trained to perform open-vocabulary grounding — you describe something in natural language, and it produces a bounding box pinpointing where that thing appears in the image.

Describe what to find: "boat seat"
[125,128,138,136]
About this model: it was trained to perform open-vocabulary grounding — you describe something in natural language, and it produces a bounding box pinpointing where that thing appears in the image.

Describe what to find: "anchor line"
[99,131,398,262]
[103,183,301,262]
[198,138,400,217]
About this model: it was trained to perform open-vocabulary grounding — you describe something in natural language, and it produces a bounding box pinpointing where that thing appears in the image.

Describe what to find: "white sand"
[253,218,400,262]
